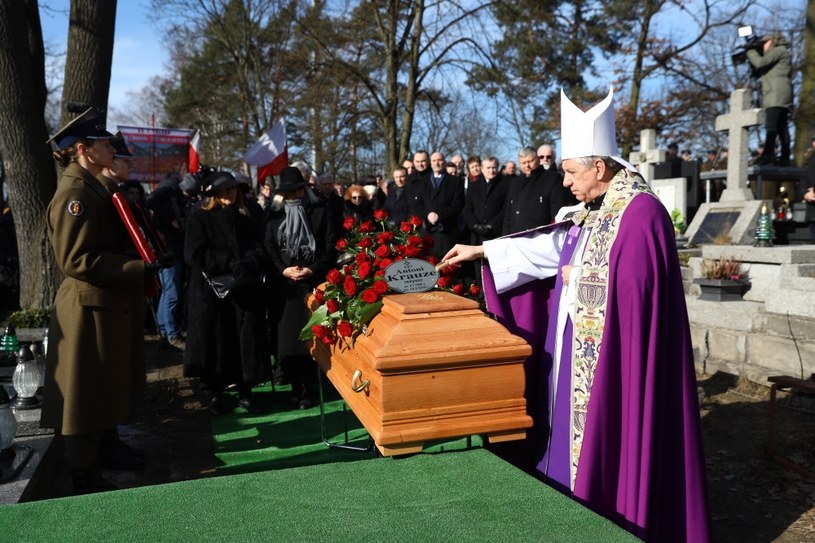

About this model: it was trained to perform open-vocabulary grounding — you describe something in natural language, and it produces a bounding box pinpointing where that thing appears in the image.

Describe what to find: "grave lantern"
[12,346,42,410]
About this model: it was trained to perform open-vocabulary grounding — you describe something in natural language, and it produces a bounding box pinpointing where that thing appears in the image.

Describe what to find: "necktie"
[434,176,441,189]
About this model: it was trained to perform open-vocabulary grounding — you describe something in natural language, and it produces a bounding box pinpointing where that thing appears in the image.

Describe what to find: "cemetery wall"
[683,245,815,385]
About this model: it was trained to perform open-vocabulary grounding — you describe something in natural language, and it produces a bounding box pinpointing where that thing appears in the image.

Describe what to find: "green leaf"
[299,304,329,341]
[357,300,383,326]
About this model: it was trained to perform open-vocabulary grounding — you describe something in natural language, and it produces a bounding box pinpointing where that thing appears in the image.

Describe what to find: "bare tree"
[0,0,60,309]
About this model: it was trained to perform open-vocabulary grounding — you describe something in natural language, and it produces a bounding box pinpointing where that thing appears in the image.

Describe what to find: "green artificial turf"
[212,380,483,475]
[0,449,640,542]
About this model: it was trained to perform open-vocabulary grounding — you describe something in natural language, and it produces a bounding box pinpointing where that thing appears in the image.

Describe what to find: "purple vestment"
[484,194,711,542]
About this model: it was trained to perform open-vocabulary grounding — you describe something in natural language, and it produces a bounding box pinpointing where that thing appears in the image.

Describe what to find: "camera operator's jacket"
[747,38,793,110]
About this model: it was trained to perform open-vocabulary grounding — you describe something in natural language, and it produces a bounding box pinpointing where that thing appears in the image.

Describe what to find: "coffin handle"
[351,370,370,393]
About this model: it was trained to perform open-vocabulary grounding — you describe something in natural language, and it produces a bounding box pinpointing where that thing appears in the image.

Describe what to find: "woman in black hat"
[183,172,270,414]
[42,108,157,494]
[266,166,337,408]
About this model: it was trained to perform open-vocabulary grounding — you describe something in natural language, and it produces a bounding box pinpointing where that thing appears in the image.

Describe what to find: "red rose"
[358,237,373,249]
[453,283,464,295]
[336,239,348,251]
[437,276,452,288]
[470,284,481,296]
[372,280,388,294]
[426,255,439,266]
[357,261,372,279]
[356,252,370,263]
[404,245,420,257]
[312,324,328,338]
[378,258,393,270]
[393,244,406,255]
[321,334,335,345]
[343,217,356,230]
[326,299,340,313]
[373,209,388,221]
[375,244,390,258]
[337,321,354,337]
[374,269,385,277]
[358,221,375,233]
[326,269,342,285]
[399,222,412,233]
[408,215,423,227]
[407,235,422,247]
[377,231,394,244]
[344,275,357,296]
[361,289,379,303]
[314,289,324,304]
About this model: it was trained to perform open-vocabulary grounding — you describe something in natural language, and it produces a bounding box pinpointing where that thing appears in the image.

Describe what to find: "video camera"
[731,25,765,64]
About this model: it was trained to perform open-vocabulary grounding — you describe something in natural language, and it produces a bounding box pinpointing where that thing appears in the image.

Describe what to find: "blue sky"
[39,1,166,129]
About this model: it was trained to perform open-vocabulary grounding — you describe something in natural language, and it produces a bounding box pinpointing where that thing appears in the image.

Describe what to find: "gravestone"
[651,177,687,219]
[627,129,666,182]
[685,89,766,245]
[715,89,764,202]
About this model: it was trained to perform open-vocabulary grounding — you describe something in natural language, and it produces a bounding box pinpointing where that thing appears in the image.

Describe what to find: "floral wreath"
[300,209,479,345]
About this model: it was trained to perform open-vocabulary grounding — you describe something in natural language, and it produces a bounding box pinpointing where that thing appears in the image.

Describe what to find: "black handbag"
[202,272,236,299]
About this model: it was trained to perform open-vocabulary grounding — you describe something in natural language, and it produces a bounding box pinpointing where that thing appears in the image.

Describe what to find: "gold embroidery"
[568,169,654,488]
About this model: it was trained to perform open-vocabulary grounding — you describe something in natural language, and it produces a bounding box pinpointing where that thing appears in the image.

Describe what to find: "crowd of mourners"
[139,146,578,416]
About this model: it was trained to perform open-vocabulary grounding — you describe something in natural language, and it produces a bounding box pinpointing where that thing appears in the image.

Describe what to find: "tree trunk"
[0,0,62,310]
[795,0,815,165]
[61,0,117,124]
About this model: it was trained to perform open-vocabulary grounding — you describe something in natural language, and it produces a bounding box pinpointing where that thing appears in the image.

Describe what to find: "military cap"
[111,132,134,158]
[46,107,114,150]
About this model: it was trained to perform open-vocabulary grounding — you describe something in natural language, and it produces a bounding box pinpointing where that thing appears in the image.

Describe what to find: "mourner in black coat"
[463,157,508,244]
[266,167,337,409]
[409,151,465,259]
[382,166,411,225]
[184,172,270,415]
[801,137,815,243]
[503,148,576,235]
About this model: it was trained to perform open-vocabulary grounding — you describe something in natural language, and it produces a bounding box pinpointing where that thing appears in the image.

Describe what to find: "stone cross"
[627,128,666,182]
[714,89,764,202]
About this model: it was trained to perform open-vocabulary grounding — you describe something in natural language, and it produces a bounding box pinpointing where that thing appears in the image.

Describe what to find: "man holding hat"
[443,88,710,542]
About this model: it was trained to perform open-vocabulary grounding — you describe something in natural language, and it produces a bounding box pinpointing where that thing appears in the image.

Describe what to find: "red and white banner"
[117,125,195,184]
[188,131,201,173]
[244,119,288,184]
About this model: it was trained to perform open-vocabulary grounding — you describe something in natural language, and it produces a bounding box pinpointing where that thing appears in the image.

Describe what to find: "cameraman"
[747,35,793,166]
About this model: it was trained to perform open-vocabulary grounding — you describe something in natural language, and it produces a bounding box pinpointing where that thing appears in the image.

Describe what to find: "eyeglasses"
[539,155,553,160]
[351,196,364,200]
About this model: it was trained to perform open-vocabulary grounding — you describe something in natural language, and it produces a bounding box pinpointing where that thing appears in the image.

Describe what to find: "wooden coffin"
[309,291,533,456]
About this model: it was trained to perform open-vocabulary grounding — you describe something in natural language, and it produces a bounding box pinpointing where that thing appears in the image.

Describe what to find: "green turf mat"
[212,381,484,474]
[0,449,640,542]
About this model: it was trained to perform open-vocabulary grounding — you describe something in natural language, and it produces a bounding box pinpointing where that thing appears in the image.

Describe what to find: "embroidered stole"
[569,169,655,486]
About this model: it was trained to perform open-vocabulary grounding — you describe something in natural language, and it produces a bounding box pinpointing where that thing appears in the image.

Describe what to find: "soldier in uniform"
[41,109,167,494]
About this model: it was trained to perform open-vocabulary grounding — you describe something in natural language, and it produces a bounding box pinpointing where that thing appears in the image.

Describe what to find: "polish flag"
[188,131,201,173]
[244,119,288,184]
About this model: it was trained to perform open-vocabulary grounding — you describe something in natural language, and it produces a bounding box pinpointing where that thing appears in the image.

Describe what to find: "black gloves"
[471,223,494,237]
[144,253,174,273]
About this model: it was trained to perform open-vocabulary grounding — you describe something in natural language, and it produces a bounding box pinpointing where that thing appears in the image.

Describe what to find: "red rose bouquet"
[300,209,477,345]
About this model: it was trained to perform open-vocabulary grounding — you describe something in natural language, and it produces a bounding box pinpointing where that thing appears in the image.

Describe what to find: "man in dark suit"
[382,166,411,225]
[409,151,465,259]
[462,156,508,286]
[503,146,575,235]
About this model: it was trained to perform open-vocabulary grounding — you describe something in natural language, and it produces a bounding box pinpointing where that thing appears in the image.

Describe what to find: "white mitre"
[560,87,637,170]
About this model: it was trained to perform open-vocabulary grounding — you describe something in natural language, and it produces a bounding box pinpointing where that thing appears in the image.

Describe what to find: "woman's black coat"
[183,205,270,387]
[265,201,337,359]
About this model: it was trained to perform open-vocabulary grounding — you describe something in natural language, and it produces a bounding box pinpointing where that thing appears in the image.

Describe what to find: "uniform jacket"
[503,166,575,235]
[462,174,509,243]
[747,38,793,110]
[41,162,145,435]
[183,205,270,387]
